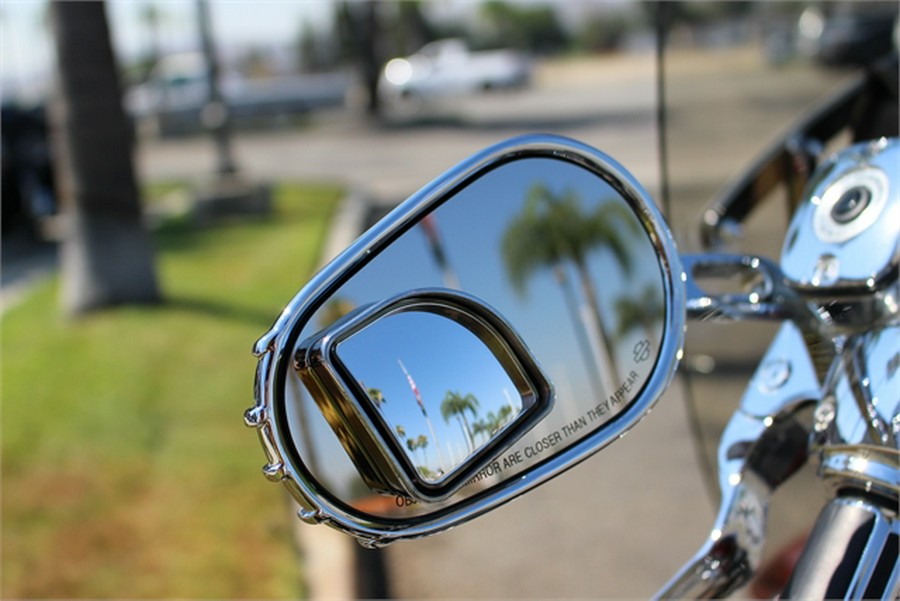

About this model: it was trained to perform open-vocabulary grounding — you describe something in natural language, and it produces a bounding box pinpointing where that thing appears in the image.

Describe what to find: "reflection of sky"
[291,157,667,505]
[326,159,664,388]
[337,311,522,477]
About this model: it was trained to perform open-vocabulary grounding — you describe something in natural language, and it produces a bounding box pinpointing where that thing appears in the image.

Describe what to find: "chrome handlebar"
[663,139,899,597]
[657,322,820,599]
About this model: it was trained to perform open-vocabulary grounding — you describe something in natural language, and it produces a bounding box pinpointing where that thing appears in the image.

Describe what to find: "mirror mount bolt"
[244,405,266,427]
[262,462,285,482]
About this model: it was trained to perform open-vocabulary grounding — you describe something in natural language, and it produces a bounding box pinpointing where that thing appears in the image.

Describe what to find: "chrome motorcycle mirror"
[246,134,686,546]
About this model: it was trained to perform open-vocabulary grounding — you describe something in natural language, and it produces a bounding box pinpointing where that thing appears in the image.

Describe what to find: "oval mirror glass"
[248,135,685,545]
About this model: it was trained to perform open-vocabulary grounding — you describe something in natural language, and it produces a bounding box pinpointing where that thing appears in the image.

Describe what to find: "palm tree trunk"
[50,1,160,314]
[554,264,605,393]
[196,0,237,176]
[359,0,382,116]
[460,413,475,453]
[575,261,620,389]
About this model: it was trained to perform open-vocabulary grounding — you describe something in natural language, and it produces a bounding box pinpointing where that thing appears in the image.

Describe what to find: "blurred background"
[2,0,896,598]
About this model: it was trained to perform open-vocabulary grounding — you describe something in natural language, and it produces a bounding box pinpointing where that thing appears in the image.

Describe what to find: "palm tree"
[492,405,513,433]
[403,434,429,471]
[415,434,428,467]
[49,1,160,314]
[471,419,490,446]
[138,2,162,80]
[335,0,383,116]
[367,387,387,409]
[440,391,480,454]
[502,184,639,385]
[196,0,236,176]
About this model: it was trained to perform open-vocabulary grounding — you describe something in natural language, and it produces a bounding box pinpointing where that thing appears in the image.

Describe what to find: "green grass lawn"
[2,182,342,598]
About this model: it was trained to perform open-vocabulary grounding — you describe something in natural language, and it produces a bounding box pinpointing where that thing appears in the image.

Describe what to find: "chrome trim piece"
[246,134,686,546]
[682,253,806,323]
[820,448,900,499]
[813,325,900,501]
[782,496,900,600]
[782,138,899,295]
[823,326,899,449]
[657,321,820,599]
[681,252,838,377]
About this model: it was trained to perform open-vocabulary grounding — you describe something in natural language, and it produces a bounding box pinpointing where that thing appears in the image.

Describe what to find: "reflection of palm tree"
[404,434,430,471]
[415,434,428,467]
[615,284,664,343]
[493,405,513,432]
[502,184,639,384]
[472,419,489,445]
[440,391,480,453]
[471,405,515,447]
[367,387,386,408]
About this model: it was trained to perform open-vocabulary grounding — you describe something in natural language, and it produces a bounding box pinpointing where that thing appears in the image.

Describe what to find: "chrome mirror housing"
[246,134,686,546]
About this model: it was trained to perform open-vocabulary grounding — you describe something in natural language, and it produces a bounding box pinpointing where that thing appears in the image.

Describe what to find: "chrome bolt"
[244,405,265,427]
[757,358,791,393]
[813,401,836,433]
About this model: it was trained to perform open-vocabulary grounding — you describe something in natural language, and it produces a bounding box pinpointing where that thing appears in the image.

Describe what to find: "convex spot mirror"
[295,288,553,502]
[247,134,686,547]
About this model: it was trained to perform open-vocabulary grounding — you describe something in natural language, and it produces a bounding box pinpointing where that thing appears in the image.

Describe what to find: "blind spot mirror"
[247,134,685,546]
[295,289,553,501]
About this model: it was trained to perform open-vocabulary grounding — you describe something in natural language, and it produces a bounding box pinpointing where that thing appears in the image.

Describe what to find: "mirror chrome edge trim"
[246,133,687,547]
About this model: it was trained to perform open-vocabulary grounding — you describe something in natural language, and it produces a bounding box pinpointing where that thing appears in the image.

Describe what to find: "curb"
[287,186,392,600]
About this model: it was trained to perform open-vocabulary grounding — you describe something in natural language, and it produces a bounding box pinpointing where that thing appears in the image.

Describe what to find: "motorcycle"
[245,45,899,598]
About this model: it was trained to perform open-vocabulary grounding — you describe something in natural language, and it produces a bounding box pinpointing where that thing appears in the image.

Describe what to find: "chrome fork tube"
[782,496,899,600]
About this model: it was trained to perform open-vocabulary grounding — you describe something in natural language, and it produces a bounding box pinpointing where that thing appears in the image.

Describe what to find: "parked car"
[796,1,898,65]
[378,39,531,116]
[126,52,350,136]
[1,102,56,236]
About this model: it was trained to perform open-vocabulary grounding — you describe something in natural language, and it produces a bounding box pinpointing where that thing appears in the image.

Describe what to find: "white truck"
[127,53,350,136]
[379,39,532,115]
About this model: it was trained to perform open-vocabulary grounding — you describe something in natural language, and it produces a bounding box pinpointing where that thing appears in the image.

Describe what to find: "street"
[137,53,661,203]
